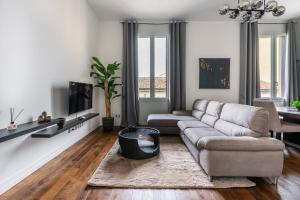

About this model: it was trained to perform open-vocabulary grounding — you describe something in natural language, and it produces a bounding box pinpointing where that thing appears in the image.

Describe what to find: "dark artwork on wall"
[199,58,230,89]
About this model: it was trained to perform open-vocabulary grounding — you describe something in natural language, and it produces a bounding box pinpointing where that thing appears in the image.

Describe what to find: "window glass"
[259,37,272,98]
[154,37,167,98]
[138,37,151,98]
[259,35,286,99]
[275,36,286,98]
[138,36,168,99]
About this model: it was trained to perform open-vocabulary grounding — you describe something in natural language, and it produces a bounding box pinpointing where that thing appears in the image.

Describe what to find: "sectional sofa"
[147,99,285,183]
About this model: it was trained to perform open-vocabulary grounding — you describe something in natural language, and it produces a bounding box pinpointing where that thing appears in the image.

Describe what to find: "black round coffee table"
[118,127,160,160]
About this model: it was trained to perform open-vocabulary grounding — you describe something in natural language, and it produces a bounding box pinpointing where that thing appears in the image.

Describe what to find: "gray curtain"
[239,22,260,105]
[287,21,299,104]
[169,22,186,112]
[121,21,139,127]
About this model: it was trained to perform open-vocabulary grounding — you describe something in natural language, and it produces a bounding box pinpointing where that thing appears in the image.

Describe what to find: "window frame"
[138,34,169,101]
[259,33,287,101]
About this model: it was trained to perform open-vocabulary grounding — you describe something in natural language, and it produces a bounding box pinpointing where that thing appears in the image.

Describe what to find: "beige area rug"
[88,137,256,189]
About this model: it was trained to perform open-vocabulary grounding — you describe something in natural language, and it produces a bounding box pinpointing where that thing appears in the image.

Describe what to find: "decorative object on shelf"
[90,57,122,131]
[291,100,300,112]
[7,107,24,131]
[218,0,286,22]
[57,118,66,129]
[199,58,230,89]
[38,111,52,123]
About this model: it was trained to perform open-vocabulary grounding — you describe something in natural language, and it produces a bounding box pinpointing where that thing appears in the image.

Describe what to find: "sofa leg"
[269,177,279,185]
[208,176,213,182]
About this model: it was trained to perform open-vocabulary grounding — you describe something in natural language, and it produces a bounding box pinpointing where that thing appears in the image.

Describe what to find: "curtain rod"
[120,22,188,25]
[258,22,288,25]
[258,21,299,25]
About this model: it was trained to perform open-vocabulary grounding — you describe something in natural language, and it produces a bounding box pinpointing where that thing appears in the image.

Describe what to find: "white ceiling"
[88,0,300,21]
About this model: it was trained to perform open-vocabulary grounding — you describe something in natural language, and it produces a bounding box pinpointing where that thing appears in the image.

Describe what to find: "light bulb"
[272,6,286,16]
[228,10,239,19]
[254,11,264,19]
[251,0,263,9]
[218,4,230,15]
[241,11,252,22]
[238,0,250,10]
[265,0,278,12]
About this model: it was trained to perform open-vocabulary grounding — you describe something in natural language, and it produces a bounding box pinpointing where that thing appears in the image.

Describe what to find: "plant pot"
[297,107,300,112]
[102,117,114,131]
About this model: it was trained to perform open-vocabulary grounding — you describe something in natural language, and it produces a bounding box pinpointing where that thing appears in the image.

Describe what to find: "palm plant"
[90,57,122,118]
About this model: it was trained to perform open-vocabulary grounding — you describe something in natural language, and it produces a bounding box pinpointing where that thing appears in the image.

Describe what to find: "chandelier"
[218,0,286,22]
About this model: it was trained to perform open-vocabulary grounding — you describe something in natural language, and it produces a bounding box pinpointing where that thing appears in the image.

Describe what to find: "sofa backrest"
[200,101,224,127]
[192,99,210,120]
[214,103,269,137]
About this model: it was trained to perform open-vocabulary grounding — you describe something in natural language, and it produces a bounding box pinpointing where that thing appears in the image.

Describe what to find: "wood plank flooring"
[1,128,300,200]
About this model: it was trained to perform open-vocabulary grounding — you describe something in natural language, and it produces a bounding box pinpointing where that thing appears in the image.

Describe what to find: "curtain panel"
[169,22,187,112]
[121,21,139,127]
[287,21,299,104]
[239,22,260,105]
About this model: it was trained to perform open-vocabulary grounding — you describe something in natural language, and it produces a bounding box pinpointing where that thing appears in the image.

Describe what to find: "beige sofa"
[147,99,285,183]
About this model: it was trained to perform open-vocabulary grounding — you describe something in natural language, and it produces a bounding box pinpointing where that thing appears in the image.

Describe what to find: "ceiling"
[88,0,300,21]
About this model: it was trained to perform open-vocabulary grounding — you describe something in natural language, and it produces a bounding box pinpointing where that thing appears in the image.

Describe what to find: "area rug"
[88,137,256,189]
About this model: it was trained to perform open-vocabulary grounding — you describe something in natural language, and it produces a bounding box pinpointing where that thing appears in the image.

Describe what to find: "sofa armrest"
[198,136,285,151]
[172,110,192,116]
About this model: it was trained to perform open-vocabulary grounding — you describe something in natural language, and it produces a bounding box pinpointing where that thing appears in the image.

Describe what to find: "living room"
[0,0,300,199]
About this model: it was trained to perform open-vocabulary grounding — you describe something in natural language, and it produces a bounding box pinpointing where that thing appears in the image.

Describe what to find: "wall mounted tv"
[69,81,93,115]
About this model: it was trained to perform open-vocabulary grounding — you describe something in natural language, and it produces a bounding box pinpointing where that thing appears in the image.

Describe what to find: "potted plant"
[90,57,122,131]
[291,100,300,111]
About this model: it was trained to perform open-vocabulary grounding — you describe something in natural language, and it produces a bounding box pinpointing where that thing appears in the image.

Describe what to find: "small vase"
[7,122,18,131]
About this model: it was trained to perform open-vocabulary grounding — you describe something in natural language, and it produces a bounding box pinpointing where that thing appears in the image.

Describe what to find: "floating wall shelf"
[0,113,99,142]
[31,113,99,138]
[0,119,59,143]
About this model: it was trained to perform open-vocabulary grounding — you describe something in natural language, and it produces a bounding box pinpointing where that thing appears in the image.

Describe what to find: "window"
[138,36,167,98]
[259,35,286,99]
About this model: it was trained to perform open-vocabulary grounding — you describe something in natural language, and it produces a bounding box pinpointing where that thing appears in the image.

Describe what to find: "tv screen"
[69,81,93,115]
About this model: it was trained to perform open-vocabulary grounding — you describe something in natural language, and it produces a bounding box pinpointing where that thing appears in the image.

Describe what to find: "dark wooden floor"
[1,128,300,200]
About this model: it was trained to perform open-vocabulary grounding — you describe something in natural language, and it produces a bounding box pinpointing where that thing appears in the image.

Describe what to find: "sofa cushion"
[214,119,261,137]
[192,99,210,120]
[177,121,210,131]
[147,114,197,127]
[198,136,285,151]
[183,127,225,150]
[193,99,210,111]
[172,110,192,116]
[192,110,205,120]
[217,103,269,137]
[201,101,224,127]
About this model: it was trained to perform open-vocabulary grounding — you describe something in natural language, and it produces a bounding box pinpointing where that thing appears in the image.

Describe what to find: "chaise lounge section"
[147,99,285,183]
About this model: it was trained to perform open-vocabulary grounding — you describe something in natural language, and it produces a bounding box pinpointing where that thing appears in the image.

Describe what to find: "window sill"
[139,98,168,102]
[259,97,285,101]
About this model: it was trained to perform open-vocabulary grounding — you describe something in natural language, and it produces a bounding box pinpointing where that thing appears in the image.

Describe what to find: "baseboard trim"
[0,125,99,195]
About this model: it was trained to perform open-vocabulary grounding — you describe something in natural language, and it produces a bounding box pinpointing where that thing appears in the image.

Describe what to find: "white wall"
[258,23,286,36]
[186,21,240,109]
[0,0,100,194]
[96,21,123,125]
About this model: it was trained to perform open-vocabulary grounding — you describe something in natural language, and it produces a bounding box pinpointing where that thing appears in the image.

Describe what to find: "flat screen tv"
[69,81,93,115]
